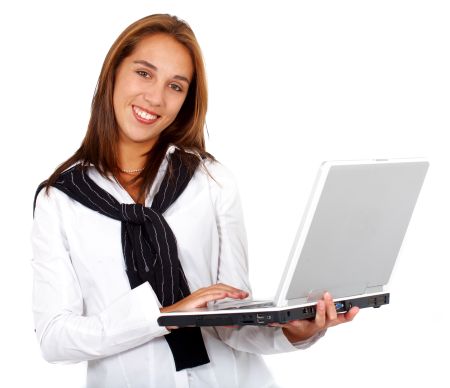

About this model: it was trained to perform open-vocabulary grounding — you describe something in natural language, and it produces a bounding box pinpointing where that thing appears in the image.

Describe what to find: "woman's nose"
[143,83,164,107]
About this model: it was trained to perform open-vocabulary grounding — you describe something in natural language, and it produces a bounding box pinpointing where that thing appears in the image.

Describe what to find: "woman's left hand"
[269,292,359,343]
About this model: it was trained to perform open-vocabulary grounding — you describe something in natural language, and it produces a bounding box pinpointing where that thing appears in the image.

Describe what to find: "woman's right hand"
[160,283,248,313]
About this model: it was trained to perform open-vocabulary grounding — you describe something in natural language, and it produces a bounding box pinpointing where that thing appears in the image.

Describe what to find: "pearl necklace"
[120,167,145,174]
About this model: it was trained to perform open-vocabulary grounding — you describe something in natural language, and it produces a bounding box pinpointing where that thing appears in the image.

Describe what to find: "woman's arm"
[31,188,169,364]
[207,162,325,354]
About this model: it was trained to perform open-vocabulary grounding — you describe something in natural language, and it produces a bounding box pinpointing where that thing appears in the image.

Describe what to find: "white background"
[1,1,449,387]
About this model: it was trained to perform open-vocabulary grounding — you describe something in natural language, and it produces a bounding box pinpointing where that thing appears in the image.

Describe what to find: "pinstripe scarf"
[34,150,210,371]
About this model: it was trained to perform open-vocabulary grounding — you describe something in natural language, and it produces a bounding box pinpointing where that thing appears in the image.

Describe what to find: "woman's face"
[113,33,194,149]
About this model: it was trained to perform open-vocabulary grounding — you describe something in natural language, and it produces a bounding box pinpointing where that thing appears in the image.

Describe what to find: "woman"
[31,14,359,388]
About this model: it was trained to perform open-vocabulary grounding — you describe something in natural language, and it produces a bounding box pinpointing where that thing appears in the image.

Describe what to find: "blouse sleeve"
[31,188,169,364]
[207,162,325,354]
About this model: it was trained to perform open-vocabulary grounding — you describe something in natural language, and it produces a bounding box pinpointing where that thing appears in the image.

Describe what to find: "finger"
[268,323,283,327]
[192,291,229,308]
[215,284,249,298]
[215,283,245,291]
[332,306,360,326]
[344,306,360,321]
[315,300,326,328]
[277,319,301,329]
[198,284,249,298]
[228,291,249,299]
[324,292,337,321]
[215,290,249,299]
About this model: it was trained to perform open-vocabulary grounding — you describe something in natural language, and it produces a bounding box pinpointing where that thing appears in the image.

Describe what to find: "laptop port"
[256,313,265,324]
[302,306,314,316]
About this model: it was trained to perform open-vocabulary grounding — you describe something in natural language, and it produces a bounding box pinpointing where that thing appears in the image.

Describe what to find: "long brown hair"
[44,14,214,199]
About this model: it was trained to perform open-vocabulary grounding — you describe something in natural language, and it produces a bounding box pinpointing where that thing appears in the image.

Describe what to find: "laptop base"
[158,293,390,327]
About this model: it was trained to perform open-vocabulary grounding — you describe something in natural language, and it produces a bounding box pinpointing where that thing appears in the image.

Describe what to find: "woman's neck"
[115,171,145,204]
[117,136,158,171]
[116,139,155,204]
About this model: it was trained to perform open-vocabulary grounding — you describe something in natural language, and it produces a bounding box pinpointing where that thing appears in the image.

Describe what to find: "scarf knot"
[120,203,147,225]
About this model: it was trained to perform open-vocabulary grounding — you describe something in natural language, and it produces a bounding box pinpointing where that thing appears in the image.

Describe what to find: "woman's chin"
[119,130,160,147]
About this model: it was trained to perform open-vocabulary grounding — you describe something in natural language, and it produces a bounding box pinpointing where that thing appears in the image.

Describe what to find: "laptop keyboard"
[211,300,274,310]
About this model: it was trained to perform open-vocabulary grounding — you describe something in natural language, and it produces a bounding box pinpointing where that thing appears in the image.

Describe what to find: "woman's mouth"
[132,105,160,124]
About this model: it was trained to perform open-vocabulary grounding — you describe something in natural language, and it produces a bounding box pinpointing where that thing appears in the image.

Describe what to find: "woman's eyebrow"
[134,59,158,71]
[133,60,190,84]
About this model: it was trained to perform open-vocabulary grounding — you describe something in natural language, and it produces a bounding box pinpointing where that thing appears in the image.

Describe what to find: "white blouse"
[31,146,323,388]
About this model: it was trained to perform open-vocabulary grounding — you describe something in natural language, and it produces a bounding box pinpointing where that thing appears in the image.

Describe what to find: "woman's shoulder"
[33,183,73,221]
[177,145,237,188]
[33,162,94,216]
[196,158,243,211]
[201,158,238,188]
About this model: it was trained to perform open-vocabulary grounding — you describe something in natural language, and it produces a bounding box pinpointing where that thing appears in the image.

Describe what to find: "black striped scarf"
[34,150,210,371]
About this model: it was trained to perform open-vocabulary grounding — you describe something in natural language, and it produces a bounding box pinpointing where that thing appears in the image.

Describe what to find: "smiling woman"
[113,34,193,150]
[30,13,352,388]
[42,14,210,204]
[112,33,195,201]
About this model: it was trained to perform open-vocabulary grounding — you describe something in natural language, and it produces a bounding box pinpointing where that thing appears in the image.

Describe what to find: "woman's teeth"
[133,106,157,120]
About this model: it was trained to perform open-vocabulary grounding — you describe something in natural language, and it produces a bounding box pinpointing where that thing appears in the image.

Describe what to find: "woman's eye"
[170,83,182,92]
[136,70,150,78]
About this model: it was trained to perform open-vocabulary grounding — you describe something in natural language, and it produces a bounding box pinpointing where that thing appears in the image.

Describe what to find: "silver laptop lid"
[274,158,429,306]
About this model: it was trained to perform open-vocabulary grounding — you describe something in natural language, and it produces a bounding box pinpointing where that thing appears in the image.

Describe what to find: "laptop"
[158,158,429,327]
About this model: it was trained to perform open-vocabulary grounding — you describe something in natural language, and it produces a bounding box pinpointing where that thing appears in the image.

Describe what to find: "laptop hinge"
[285,285,385,306]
